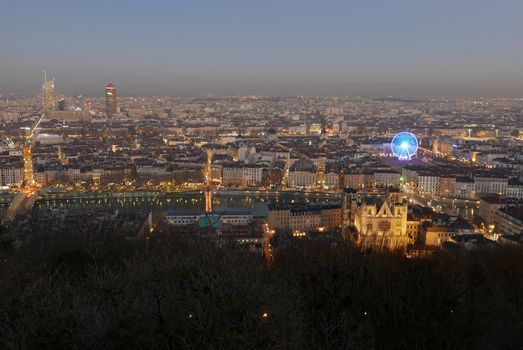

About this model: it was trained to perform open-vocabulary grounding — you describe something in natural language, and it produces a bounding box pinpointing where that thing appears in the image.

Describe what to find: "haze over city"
[2,0,523,97]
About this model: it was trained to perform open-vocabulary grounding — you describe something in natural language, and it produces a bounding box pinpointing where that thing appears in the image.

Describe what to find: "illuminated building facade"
[498,207,523,236]
[42,79,55,112]
[22,146,35,187]
[267,203,342,232]
[105,82,117,116]
[287,158,317,189]
[0,162,24,187]
[353,195,410,250]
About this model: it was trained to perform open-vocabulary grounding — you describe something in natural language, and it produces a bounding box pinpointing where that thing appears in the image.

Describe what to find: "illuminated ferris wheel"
[391,132,418,160]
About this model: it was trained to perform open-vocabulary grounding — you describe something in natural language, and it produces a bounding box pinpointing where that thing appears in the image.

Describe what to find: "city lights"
[0,2,522,348]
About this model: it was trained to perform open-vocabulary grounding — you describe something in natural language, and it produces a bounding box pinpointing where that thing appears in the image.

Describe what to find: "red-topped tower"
[105,82,117,117]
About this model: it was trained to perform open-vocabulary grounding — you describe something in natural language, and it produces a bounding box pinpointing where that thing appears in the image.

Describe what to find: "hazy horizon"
[2,0,523,97]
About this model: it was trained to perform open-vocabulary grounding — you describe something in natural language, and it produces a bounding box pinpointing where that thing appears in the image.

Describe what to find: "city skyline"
[1,2,523,348]
[2,0,523,97]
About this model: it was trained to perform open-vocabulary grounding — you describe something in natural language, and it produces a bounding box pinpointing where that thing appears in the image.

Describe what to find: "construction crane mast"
[22,112,45,189]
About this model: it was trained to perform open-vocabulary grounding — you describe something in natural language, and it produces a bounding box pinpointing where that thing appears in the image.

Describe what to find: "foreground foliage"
[0,238,522,349]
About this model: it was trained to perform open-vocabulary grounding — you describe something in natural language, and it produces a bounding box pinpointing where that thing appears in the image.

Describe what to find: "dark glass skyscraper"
[57,98,66,111]
[105,82,117,116]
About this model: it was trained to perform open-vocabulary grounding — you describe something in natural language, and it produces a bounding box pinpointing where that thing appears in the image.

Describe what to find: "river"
[28,190,340,216]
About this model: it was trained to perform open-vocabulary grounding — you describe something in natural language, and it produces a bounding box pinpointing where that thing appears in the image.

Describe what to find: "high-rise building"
[57,98,66,111]
[74,95,84,110]
[42,79,55,112]
[105,82,117,116]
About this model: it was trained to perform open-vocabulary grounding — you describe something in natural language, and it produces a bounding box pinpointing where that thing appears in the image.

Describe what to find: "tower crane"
[22,112,45,189]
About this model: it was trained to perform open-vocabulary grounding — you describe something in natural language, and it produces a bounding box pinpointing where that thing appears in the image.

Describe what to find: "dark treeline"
[1,235,522,349]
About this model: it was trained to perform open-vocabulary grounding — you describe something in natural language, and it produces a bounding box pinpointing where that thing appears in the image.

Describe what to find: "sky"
[1,0,523,97]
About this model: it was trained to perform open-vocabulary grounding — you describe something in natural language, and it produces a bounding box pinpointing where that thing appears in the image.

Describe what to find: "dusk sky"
[2,0,523,97]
